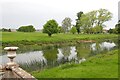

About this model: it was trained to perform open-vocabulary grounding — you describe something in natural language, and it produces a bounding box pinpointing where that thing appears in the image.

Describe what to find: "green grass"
[1,32,118,53]
[31,49,118,78]
[2,32,118,42]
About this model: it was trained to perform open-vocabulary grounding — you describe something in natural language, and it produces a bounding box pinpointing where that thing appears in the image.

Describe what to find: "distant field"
[2,32,118,42]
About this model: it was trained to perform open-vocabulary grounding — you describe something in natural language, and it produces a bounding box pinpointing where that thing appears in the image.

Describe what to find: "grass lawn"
[31,49,118,78]
[2,32,118,42]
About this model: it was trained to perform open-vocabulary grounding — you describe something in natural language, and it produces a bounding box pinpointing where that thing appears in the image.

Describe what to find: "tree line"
[42,8,115,36]
[108,20,120,34]
[1,8,119,36]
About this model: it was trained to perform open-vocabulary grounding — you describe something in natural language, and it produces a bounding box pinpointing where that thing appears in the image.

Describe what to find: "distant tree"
[17,25,35,32]
[75,11,83,34]
[62,17,72,33]
[80,14,91,33]
[43,19,58,37]
[94,25,102,33]
[70,26,77,34]
[108,28,114,34]
[96,9,112,27]
[80,9,112,34]
[118,20,120,23]
[58,26,64,33]
[96,9,112,32]
[114,22,120,34]
[2,28,10,32]
[8,29,11,32]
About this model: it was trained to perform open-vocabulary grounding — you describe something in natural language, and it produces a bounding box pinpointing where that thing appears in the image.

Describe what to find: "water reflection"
[57,49,64,64]
[100,42,116,50]
[91,42,116,51]
[68,46,77,61]
[0,51,47,65]
[57,46,78,64]
[0,41,117,71]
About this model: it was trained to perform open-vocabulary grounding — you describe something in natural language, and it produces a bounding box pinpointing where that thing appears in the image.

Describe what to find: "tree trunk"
[48,34,52,37]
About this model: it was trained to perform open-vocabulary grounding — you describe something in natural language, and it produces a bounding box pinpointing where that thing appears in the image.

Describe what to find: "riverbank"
[2,32,118,45]
[2,32,118,42]
[31,49,118,78]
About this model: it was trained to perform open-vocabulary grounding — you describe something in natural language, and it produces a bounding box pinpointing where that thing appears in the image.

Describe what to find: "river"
[0,40,117,72]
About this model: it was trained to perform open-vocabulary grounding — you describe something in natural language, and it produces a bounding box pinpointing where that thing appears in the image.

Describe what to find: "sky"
[0,0,119,30]
[118,1,120,20]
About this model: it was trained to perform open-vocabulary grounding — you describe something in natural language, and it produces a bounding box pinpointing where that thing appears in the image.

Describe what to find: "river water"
[0,40,117,71]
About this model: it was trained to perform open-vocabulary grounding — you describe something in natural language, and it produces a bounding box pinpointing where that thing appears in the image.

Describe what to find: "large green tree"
[96,9,112,27]
[43,19,58,37]
[80,9,112,34]
[95,9,112,33]
[17,25,35,32]
[80,13,91,33]
[75,11,83,34]
[62,17,72,33]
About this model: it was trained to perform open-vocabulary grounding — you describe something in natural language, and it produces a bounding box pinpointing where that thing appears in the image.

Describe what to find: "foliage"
[96,9,112,27]
[80,9,112,34]
[62,17,72,33]
[108,28,114,34]
[114,22,120,34]
[93,25,102,33]
[17,25,35,32]
[43,19,58,36]
[1,28,11,32]
[58,26,64,33]
[70,26,77,34]
[75,11,83,34]
[108,21,120,34]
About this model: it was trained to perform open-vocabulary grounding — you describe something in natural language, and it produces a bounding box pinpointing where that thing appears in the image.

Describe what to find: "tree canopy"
[62,17,72,33]
[80,9,112,34]
[75,11,83,34]
[43,19,58,36]
[17,25,35,32]
[70,26,77,34]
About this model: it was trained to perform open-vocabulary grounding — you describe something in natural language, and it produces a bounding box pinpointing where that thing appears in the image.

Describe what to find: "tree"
[96,9,112,32]
[62,17,72,33]
[58,26,64,33]
[2,28,11,32]
[43,19,58,37]
[96,9,112,26]
[108,21,120,34]
[75,11,83,34]
[94,25,102,33]
[8,29,11,32]
[80,14,91,33]
[114,22,120,34]
[17,25,35,32]
[70,26,77,34]
[108,28,114,34]
[80,9,112,34]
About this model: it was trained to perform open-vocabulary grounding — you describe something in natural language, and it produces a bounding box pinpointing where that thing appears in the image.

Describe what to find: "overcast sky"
[0,0,119,29]
[118,1,120,20]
